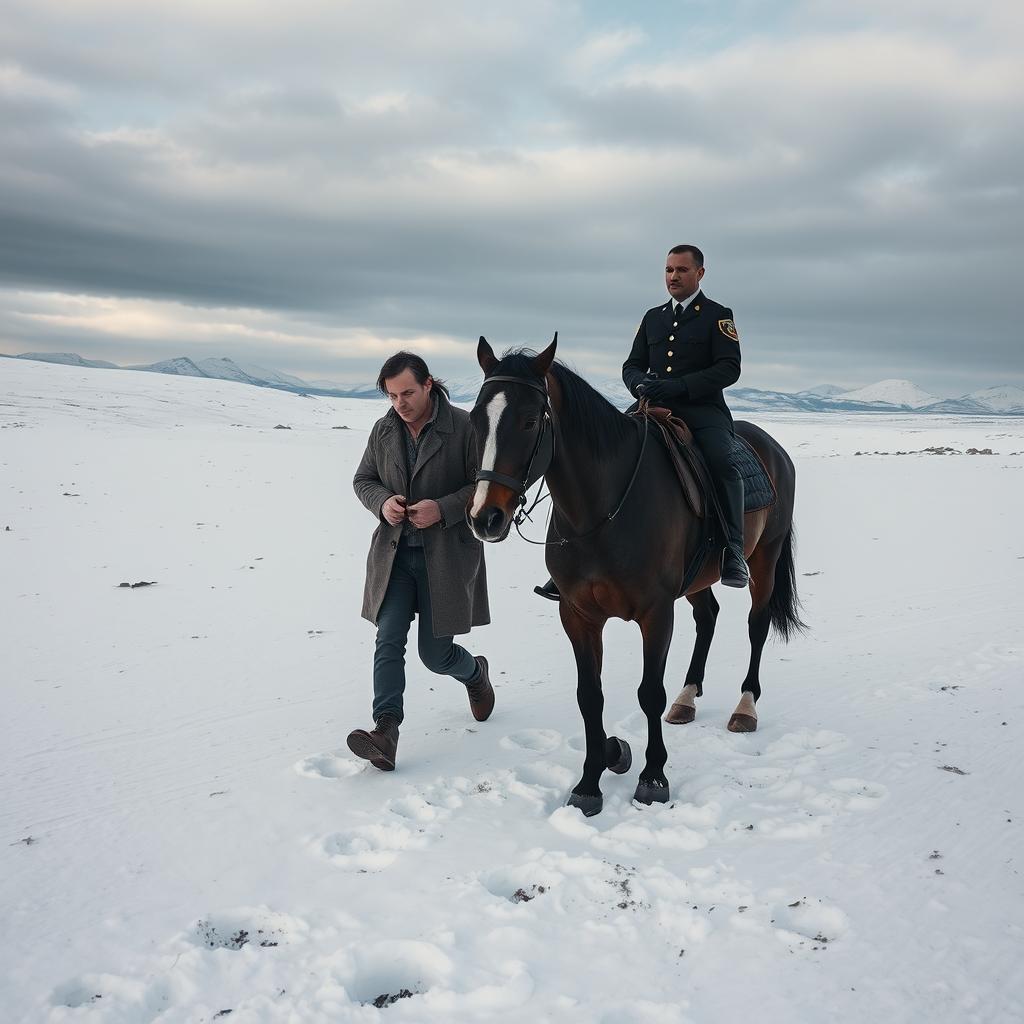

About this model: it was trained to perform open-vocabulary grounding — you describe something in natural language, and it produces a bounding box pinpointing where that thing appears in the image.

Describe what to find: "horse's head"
[467,335,557,542]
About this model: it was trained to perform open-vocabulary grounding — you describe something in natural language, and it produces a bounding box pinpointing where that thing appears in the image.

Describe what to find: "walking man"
[348,351,493,771]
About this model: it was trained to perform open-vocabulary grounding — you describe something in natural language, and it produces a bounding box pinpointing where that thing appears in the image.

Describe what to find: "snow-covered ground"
[3,358,1023,1023]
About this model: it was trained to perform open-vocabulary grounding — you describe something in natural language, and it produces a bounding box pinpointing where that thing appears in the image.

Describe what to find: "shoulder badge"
[718,318,739,342]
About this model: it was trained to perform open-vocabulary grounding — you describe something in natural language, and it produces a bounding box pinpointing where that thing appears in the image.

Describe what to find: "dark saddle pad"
[733,435,776,513]
[632,404,776,520]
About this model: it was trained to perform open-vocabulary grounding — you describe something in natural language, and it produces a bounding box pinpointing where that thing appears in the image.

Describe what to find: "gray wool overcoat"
[352,391,490,638]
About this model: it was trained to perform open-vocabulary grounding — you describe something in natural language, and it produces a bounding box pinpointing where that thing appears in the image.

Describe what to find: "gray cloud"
[1,1,1021,395]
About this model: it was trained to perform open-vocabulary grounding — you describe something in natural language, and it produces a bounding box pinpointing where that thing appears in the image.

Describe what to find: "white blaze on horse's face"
[470,390,508,518]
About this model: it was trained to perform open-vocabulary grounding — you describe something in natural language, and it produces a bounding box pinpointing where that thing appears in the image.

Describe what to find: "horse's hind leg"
[560,603,614,816]
[635,602,674,804]
[728,542,777,732]
[666,588,719,724]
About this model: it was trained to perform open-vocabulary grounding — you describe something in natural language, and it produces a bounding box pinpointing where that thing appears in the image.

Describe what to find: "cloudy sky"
[1,0,1021,394]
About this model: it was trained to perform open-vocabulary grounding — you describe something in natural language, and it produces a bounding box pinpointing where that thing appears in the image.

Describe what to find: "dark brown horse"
[467,337,805,816]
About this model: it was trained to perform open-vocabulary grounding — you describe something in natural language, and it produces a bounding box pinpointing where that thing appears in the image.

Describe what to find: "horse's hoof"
[633,779,670,805]
[606,736,632,775]
[727,713,758,733]
[665,703,695,725]
[566,791,603,817]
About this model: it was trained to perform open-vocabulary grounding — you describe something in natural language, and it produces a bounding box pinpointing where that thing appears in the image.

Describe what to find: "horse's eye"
[524,419,538,430]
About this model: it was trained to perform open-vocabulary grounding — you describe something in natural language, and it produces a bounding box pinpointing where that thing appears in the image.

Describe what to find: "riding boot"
[346,714,400,771]
[716,475,750,589]
[533,577,561,601]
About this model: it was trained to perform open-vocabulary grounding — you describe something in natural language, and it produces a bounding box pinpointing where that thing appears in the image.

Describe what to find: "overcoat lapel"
[379,416,409,489]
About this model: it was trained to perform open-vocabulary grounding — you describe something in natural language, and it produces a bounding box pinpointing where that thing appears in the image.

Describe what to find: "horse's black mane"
[494,349,638,449]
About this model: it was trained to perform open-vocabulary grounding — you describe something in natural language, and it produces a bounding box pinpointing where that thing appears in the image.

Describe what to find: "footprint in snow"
[500,728,563,753]
[51,974,173,1015]
[294,752,364,780]
[771,898,850,950]
[809,777,889,812]
[192,907,307,950]
[763,728,850,759]
[386,793,446,824]
[335,939,453,1007]
[317,822,428,871]
[478,849,605,905]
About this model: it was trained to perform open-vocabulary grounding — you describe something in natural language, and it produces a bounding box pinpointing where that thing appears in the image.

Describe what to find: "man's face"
[384,368,433,424]
[665,252,705,302]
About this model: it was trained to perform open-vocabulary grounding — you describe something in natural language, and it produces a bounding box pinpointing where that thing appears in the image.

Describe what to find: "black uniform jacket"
[621,290,741,432]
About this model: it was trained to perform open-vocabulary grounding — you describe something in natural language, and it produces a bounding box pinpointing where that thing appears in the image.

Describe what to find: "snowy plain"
[2,357,1023,1023]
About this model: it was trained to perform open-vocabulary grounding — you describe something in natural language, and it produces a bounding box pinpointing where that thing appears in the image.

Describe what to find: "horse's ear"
[531,332,557,377]
[478,336,498,374]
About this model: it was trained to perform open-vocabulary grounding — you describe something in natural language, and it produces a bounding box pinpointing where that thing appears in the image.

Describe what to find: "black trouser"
[692,426,744,552]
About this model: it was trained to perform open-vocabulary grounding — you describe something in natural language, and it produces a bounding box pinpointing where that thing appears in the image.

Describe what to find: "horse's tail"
[768,524,808,642]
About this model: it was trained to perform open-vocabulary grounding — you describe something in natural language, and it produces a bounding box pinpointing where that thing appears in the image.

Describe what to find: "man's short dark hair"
[376,351,449,397]
[668,244,705,268]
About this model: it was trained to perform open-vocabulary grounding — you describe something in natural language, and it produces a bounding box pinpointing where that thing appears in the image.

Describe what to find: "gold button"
[672,321,678,327]
[694,304,700,311]
[668,351,673,357]
[668,335,674,341]
[666,366,672,372]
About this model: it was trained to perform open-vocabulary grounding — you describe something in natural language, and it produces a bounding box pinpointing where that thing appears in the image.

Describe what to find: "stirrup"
[719,547,750,588]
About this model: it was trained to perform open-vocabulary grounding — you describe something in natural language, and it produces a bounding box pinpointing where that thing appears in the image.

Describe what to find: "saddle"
[631,402,776,527]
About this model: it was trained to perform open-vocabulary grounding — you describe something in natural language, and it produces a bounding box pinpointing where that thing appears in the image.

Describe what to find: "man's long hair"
[376,351,450,397]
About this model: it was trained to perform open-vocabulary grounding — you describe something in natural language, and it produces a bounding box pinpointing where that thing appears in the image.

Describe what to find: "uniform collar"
[672,289,701,316]
[662,289,704,317]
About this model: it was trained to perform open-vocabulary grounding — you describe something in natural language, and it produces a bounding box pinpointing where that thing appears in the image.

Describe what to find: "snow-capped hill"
[965,385,1024,414]
[197,357,308,388]
[5,349,1021,415]
[196,357,264,386]
[15,351,118,369]
[235,361,308,388]
[443,374,488,403]
[131,356,209,377]
[837,379,937,409]
[918,397,993,415]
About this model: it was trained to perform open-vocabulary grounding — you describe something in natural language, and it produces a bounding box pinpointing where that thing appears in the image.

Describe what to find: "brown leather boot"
[465,656,495,722]
[346,714,400,771]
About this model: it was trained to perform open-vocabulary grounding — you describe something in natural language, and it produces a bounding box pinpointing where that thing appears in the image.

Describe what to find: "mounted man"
[536,242,748,600]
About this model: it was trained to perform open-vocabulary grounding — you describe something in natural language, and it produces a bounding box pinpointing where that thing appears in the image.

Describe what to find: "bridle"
[473,374,555,499]
[473,371,649,546]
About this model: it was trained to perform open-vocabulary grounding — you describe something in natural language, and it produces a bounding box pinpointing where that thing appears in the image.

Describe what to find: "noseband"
[473,374,555,499]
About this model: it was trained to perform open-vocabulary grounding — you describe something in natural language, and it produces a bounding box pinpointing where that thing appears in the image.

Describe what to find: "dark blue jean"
[372,542,478,725]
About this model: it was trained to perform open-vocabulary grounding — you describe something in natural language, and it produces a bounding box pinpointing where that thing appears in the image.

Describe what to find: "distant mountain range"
[4,350,1023,415]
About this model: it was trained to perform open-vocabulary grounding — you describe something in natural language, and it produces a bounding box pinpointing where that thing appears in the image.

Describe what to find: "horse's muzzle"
[469,504,511,543]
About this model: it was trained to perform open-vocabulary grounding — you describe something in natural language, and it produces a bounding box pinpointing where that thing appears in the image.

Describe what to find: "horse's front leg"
[635,602,675,804]
[560,602,621,817]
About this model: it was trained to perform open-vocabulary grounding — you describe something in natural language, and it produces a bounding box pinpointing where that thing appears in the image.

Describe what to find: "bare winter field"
[2,358,1022,1023]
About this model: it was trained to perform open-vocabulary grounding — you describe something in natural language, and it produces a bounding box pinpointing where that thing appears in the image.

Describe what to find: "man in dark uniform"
[535,243,748,600]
